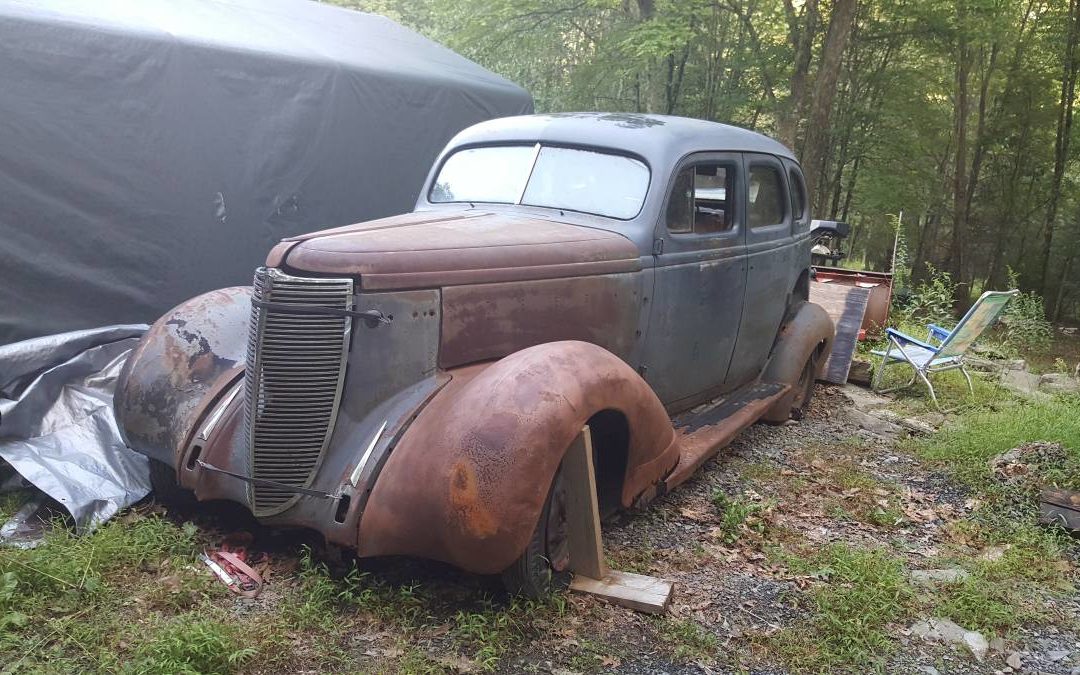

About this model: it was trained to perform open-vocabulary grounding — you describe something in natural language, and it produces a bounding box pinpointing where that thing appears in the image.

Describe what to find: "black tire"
[500,469,572,598]
[148,458,196,508]
[789,347,820,421]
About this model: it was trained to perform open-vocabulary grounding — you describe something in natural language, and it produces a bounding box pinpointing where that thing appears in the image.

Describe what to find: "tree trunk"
[802,0,858,216]
[1038,0,1080,295]
[949,3,972,310]
[778,0,821,148]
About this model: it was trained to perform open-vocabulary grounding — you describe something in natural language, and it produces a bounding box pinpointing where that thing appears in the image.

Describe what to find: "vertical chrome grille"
[245,267,353,516]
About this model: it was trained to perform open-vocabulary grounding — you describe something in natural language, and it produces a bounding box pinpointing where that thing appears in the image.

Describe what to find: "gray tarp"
[0,0,532,345]
[0,326,150,532]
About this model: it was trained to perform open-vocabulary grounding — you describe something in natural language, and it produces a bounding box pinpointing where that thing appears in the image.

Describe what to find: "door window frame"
[784,160,810,234]
[655,152,744,251]
[743,153,792,244]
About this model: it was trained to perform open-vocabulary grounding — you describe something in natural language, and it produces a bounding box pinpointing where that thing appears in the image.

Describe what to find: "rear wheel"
[789,346,821,420]
[500,469,572,598]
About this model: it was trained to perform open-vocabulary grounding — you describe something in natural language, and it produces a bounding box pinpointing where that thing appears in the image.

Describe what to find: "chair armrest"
[926,324,951,343]
[886,328,940,352]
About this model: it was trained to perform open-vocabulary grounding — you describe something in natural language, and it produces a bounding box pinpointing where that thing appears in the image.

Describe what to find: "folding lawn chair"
[871,290,1019,407]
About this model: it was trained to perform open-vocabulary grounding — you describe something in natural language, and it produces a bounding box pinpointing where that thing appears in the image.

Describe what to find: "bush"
[899,264,955,326]
[1000,270,1053,353]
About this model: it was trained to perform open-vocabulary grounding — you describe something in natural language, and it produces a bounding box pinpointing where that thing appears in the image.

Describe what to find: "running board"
[663,382,789,491]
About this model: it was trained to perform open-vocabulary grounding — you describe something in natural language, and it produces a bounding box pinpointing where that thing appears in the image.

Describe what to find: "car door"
[639,153,748,409]
[724,153,797,387]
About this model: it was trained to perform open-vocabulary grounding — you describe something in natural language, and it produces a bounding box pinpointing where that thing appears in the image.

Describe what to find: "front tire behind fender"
[501,469,571,598]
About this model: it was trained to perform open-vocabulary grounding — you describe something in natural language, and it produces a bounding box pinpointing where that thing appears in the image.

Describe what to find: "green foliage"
[890,214,911,292]
[656,617,719,663]
[914,395,1080,489]
[710,490,769,544]
[0,514,197,611]
[1000,269,1054,353]
[930,573,1027,634]
[899,264,957,326]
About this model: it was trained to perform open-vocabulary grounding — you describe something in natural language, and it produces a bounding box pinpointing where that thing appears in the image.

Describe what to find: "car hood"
[268,211,641,290]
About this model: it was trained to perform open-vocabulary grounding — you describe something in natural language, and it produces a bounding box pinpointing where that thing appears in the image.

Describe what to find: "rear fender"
[760,301,834,422]
[114,287,251,467]
[356,340,679,574]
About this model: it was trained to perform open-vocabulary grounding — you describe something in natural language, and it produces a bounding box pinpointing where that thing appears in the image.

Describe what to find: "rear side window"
[748,165,785,228]
[665,163,736,235]
[789,169,807,221]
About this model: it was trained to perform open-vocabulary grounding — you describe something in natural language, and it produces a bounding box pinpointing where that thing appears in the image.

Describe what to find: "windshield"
[429,144,650,220]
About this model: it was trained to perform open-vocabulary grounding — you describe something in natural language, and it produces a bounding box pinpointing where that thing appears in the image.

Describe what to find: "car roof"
[443,113,798,167]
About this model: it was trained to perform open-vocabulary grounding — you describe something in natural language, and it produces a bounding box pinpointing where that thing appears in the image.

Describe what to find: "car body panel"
[280,211,641,290]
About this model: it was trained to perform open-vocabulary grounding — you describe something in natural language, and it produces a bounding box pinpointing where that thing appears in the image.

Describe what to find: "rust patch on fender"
[114,287,251,467]
[448,460,498,538]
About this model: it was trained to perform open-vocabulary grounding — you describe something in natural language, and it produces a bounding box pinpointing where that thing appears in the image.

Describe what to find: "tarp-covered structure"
[0,0,532,345]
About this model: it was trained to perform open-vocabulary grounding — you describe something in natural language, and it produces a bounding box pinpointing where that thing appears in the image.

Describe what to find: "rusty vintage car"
[115,113,834,595]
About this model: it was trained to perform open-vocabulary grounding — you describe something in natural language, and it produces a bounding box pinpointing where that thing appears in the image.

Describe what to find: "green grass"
[124,614,255,675]
[769,544,912,670]
[914,394,1080,489]
[656,617,719,663]
[905,393,1080,637]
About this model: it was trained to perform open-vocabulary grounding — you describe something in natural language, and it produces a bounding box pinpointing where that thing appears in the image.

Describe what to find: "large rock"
[1039,372,1080,395]
[988,442,1068,489]
[844,408,904,439]
[841,384,891,411]
[909,618,989,661]
[1000,368,1049,399]
[909,568,970,585]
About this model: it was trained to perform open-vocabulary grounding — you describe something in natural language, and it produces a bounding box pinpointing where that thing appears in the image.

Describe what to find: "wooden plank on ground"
[810,281,872,384]
[1039,488,1080,533]
[570,570,674,615]
[562,426,608,581]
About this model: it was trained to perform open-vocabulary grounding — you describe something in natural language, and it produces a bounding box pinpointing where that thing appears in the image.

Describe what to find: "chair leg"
[960,366,974,396]
[871,346,891,393]
[915,369,940,409]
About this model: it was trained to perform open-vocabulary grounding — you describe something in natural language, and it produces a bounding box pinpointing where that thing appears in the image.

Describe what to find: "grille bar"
[245,267,353,516]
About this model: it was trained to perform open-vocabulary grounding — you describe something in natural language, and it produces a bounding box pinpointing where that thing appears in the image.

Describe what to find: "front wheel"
[148,458,196,508]
[500,469,572,598]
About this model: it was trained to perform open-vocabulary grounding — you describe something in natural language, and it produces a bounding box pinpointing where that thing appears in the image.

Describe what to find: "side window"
[788,169,807,221]
[748,165,785,228]
[665,163,736,235]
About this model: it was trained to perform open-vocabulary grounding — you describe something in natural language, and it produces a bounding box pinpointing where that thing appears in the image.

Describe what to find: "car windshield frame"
[428,143,652,221]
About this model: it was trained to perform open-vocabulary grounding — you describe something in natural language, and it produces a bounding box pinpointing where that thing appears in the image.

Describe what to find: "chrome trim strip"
[348,420,388,487]
[198,384,243,442]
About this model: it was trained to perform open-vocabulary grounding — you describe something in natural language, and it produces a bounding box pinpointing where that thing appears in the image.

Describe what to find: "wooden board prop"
[563,426,674,614]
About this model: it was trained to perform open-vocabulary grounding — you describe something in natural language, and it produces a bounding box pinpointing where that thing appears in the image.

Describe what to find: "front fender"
[357,340,679,574]
[114,287,251,466]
